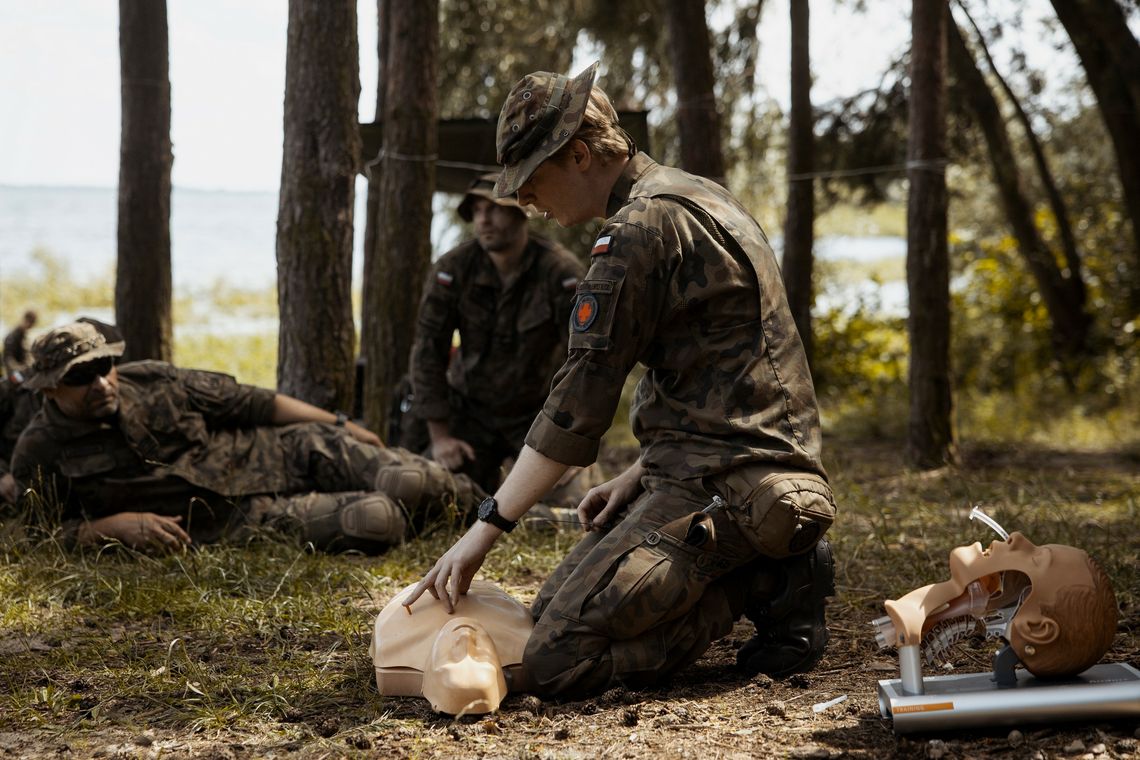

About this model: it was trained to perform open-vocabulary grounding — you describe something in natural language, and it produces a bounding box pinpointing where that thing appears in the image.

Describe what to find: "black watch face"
[478,498,496,521]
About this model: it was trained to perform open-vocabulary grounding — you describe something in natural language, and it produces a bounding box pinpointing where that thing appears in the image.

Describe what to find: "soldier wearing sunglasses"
[11,320,486,553]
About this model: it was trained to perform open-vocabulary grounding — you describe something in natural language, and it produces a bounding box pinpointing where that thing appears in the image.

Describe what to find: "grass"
[1,438,1136,756]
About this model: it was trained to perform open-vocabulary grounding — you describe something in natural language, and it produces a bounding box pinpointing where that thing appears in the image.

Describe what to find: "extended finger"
[592,495,624,529]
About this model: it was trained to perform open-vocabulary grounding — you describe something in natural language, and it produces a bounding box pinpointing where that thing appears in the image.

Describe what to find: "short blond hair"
[553,87,631,164]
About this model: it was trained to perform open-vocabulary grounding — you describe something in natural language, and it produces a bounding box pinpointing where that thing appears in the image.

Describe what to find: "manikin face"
[45,363,121,419]
[884,532,1117,678]
[421,617,507,715]
[469,198,527,254]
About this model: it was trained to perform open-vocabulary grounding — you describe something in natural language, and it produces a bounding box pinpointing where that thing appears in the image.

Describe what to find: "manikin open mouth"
[872,506,1117,679]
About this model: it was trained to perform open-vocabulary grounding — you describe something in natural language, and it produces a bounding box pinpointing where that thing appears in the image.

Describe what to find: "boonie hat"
[25,321,125,390]
[493,61,600,198]
[457,172,524,222]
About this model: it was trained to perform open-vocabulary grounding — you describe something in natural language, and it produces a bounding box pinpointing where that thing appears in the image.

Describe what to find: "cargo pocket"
[720,469,837,559]
[577,514,715,639]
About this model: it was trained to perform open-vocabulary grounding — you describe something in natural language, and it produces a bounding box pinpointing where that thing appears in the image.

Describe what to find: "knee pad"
[374,460,480,525]
[279,491,407,554]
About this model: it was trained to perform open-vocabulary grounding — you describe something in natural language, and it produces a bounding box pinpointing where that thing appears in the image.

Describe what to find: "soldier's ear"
[569,139,592,172]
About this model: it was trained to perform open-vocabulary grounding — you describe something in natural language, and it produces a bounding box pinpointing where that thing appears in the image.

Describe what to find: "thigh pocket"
[578,528,709,640]
[722,470,837,559]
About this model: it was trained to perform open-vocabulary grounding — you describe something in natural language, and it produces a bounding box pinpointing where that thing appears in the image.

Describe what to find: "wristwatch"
[334,411,348,427]
[476,497,517,533]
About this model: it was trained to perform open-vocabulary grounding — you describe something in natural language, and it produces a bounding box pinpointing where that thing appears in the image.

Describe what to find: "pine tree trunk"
[1050,0,1140,310]
[363,0,439,437]
[276,0,360,410]
[781,0,815,366]
[948,21,1090,360]
[361,0,391,432]
[906,0,957,469]
[116,0,172,363]
[664,0,726,184]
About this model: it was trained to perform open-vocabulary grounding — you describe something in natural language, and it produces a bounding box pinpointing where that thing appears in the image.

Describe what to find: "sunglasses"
[60,356,117,387]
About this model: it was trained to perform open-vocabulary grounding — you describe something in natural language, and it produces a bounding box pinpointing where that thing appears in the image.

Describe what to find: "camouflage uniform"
[519,153,832,697]
[3,324,31,377]
[410,236,583,491]
[12,361,483,548]
[0,377,40,487]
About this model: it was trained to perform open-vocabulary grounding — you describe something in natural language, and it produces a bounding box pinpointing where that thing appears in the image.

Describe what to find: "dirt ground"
[1,440,1138,759]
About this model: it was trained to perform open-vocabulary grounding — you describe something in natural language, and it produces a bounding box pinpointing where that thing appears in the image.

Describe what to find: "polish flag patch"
[591,235,613,256]
[436,271,454,286]
[561,276,580,290]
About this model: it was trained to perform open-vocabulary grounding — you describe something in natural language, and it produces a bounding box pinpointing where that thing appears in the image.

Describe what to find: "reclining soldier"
[11,320,485,552]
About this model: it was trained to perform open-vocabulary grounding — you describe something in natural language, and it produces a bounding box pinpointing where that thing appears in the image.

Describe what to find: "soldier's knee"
[279,491,407,554]
[373,458,481,525]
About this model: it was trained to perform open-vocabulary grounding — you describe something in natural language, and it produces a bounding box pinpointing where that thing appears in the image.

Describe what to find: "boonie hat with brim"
[25,321,125,390]
[457,172,524,222]
[493,61,600,198]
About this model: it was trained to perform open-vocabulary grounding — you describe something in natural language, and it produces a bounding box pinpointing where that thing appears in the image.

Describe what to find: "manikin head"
[883,531,1117,678]
[421,617,509,715]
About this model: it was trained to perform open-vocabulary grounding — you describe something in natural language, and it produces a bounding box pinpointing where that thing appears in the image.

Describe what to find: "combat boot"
[278,491,408,554]
[737,537,835,678]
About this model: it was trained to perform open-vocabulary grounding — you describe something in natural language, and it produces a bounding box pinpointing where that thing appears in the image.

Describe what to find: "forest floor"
[1,437,1138,759]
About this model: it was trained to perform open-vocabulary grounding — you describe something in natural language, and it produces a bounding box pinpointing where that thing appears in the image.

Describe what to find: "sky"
[0,1,1092,194]
[0,1,921,193]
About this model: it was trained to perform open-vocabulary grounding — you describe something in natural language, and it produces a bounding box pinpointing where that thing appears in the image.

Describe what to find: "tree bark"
[116,0,172,363]
[663,0,726,184]
[276,0,360,411]
[781,0,815,366]
[947,20,1091,359]
[362,0,439,437]
[906,0,957,469]
[1050,0,1140,309]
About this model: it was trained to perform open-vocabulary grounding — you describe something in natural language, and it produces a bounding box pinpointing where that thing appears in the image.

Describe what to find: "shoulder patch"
[436,271,454,286]
[590,235,613,256]
[561,276,580,291]
[571,293,599,332]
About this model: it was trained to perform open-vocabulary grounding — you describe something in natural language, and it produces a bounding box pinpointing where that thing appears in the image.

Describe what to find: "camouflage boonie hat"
[25,321,125,390]
[457,172,524,222]
[493,61,600,198]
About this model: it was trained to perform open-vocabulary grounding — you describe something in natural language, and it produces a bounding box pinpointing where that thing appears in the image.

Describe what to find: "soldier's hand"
[431,435,476,471]
[82,512,192,551]
[404,521,500,614]
[345,421,383,448]
[577,461,646,531]
[0,473,17,504]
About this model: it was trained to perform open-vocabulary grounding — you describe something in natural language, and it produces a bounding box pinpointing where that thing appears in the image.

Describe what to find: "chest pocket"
[458,287,497,355]
[568,272,625,352]
[516,295,552,333]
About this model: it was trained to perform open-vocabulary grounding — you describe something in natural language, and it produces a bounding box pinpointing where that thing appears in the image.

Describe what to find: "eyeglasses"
[60,357,116,387]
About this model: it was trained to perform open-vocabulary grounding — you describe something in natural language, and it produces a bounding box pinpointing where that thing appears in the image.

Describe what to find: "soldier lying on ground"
[10,319,485,553]
[0,373,41,504]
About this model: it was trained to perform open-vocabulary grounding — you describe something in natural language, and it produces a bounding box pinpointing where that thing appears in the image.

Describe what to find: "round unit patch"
[571,293,599,332]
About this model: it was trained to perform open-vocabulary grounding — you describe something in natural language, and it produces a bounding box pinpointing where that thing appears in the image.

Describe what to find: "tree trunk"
[957,5,1086,318]
[116,0,172,363]
[1050,0,1140,309]
[781,0,815,366]
[361,0,391,431]
[906,0,957,469]
[947,20,1091,360]
[276,0,360,410]
[663,0,726,184]
[363,0,439,437]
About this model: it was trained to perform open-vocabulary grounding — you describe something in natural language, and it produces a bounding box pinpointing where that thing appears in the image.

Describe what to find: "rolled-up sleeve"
[179,367,276,427]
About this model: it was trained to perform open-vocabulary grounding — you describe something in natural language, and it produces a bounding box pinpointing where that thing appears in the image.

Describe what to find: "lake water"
[0,183,907,315]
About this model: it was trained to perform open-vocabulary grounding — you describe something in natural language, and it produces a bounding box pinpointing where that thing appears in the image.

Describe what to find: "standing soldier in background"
[408,172,584,493]
[407,63,837,698]
[3,310,38,381]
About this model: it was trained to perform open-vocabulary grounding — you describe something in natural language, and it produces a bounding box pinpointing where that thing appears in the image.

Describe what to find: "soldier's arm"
[270,393,382,447]
[410,261,461,424]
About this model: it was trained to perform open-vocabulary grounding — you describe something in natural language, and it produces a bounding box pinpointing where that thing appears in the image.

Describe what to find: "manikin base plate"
[878,662,1140,734]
